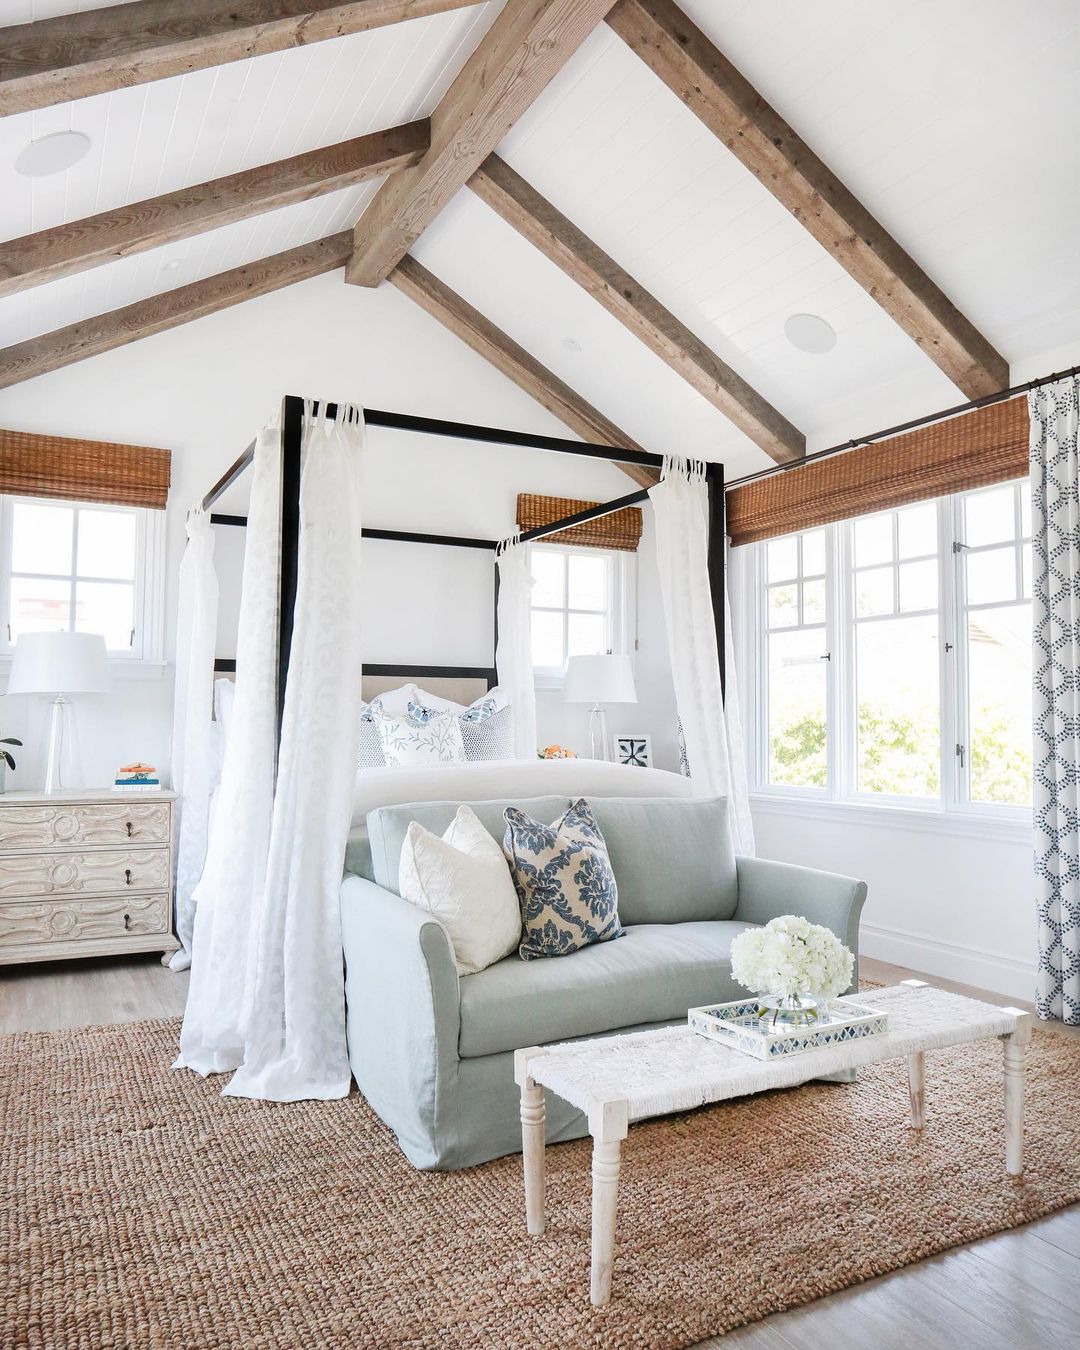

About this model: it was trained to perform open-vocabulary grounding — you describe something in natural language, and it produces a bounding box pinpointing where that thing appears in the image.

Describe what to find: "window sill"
[749,791,1032,845]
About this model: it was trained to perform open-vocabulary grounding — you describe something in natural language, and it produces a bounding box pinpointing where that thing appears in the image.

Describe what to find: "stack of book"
[113,762,160,792]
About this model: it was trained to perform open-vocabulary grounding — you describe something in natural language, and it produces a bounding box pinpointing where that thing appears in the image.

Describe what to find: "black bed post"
[491,564,500,692]
[278,395,304,742]
[706,461,727,699]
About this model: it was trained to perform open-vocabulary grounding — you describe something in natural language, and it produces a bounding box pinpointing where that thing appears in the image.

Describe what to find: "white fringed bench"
[514,981,1032,1307]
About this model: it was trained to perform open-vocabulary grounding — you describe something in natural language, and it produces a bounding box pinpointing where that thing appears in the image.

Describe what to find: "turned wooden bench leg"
[515,1047,547,1236]
[1000,1008,1032,1176]
[907,1050,925,1129]
[587,1096,629,1308]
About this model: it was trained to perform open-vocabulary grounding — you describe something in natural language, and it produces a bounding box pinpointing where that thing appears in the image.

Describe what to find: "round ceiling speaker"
[784,312,838,355]
[15,131,92,178]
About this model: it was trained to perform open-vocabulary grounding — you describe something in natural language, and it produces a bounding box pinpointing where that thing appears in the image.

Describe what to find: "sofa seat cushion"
[457,919,757,1059]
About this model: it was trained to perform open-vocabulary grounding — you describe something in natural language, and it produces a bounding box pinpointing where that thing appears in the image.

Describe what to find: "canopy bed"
[170,393,752,1105]
[199,394,729,723]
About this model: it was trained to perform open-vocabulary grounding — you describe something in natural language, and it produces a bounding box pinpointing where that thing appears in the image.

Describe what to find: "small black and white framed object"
[613,735,652,768]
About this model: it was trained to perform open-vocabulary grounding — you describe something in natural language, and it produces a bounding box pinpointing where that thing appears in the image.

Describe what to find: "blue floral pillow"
[503,798,622,961]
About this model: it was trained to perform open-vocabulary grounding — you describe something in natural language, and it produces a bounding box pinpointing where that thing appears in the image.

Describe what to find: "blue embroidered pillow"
[503,798,622,961]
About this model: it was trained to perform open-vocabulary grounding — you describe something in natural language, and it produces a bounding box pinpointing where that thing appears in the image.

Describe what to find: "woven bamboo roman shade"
[517,493,642,551]
[0,428,171,509]
[726,397,1029,546]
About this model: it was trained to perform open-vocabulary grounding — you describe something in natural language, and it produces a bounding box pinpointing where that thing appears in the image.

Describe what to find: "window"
[0,496,164,664]
[957,482,1032,807]
[764,529,828,788]
[746,482,1032,816]
[852,503,940,797]
[528,544,634,682]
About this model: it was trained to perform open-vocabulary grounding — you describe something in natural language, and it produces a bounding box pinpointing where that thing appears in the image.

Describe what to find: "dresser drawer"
[0,847,170,899]
[0,801,170,850]
[0,893,169,949]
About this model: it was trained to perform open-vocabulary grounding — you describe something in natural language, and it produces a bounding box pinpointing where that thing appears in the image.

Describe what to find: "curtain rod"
[724,361,1080,493]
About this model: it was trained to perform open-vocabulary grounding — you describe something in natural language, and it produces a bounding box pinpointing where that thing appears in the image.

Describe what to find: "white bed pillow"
[375,704,465,766]
[412,685,509,718]
[398,806,521,975]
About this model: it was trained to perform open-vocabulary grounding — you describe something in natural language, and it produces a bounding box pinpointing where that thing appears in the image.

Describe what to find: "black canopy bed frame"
[201,393,726,737]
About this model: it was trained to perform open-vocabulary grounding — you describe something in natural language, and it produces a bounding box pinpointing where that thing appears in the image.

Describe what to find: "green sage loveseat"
[340,794,867,1170]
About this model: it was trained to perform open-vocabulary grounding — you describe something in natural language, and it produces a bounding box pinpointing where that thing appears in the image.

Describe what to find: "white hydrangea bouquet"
[730,915,854,1026]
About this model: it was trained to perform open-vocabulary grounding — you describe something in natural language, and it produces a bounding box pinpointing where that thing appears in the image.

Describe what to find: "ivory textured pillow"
[398,806,521,975]
[503,798,623,961]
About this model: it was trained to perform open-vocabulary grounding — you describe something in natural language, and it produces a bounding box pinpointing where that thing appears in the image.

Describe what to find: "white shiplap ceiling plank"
[0,4,499,351]
[412,187,770,476]
[495,22,954,452]
[1,0,1079,471]
[0,5,497,238]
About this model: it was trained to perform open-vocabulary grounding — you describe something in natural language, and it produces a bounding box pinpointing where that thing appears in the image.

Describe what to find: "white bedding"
[350,757,695,825]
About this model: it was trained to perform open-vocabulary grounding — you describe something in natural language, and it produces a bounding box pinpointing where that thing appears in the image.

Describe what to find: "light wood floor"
[1,953,1077,1350]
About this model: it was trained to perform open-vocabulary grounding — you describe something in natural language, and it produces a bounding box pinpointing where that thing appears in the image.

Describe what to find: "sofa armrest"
[340,875,460,1166]
[733,855,867,983]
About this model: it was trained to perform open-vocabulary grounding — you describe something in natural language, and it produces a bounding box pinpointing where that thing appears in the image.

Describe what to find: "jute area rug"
[3,1016,1079,1350]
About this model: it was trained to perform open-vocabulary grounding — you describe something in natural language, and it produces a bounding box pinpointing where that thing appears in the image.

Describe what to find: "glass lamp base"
[587,704,610,760]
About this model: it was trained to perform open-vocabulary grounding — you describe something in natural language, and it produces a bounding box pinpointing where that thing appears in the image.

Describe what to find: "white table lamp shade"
[563,654,637,704]
[8,632,112,695]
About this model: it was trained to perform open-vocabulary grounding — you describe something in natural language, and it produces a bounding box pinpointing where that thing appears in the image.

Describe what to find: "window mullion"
[69,509,79,632]
[835,520,856,801]
[941,495,963,809]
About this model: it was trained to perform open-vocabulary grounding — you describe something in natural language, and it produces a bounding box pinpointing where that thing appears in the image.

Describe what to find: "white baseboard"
[860,921,1036,1002]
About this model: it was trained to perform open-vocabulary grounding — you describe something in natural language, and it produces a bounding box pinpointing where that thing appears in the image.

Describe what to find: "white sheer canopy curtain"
[649,457,754,855]
[176,419,283,1074]
[1032,374,1080,1024]
[226,403,365,1099]
[169,508,219,970]
[177,402,366,1099]
[496,534,537,759]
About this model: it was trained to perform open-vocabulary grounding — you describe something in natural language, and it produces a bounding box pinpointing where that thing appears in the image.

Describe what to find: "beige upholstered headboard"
[360,674,489,707]
[214,670,491,708]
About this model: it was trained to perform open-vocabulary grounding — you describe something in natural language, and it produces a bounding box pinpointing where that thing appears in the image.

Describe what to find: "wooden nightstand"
[0,789,179,966]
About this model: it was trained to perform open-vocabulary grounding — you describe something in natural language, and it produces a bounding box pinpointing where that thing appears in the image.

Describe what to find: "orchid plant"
[0,735,21,772]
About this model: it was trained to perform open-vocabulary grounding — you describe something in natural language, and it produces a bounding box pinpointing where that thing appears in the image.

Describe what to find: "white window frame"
[527,542,636,690]
[741,484,1032,834]
[752,528,831,798]
[0,494,166,676]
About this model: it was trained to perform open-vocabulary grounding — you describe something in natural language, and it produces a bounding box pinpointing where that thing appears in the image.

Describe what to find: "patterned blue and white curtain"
[1032,374,1080,1024]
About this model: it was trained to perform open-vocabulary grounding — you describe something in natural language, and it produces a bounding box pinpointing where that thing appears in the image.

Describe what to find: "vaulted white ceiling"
[2,0,1079,479]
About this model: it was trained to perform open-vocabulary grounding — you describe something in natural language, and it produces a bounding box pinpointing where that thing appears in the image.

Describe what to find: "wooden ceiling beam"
[606,0,1009,399]
[0,1,479,115]
[0,121,427,301]
[390,255,659,488]
[0,233,352,390]
[470,153,803,464]
[346,0,621,288]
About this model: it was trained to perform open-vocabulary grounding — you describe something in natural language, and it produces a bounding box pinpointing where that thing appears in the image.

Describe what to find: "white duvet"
[350,757,695,825]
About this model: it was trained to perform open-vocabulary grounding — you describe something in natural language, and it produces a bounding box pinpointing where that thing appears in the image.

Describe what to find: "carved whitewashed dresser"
[0,789,178,965]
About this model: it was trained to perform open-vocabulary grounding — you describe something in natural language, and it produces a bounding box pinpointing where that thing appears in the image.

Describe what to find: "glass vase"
[756,992,820,1028]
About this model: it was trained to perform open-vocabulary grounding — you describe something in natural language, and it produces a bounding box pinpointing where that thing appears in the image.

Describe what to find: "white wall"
[0,272,678,789]
[751,799,1035,1001]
